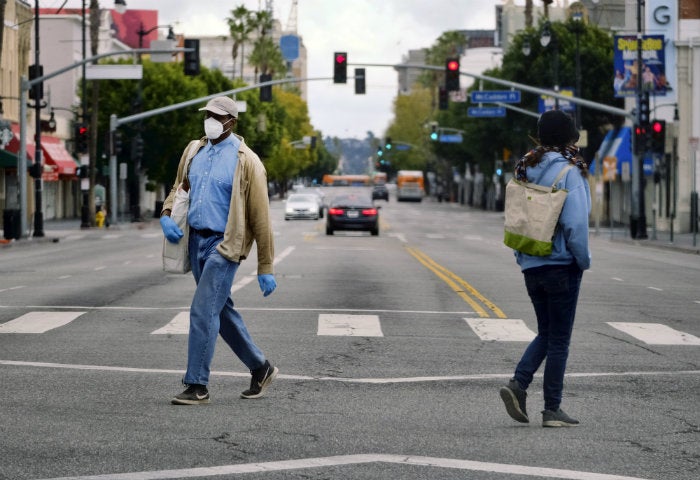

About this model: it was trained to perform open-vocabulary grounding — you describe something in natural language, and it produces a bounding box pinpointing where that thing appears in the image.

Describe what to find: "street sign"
[280,35,300,61]
[85,64,142,80]
[470,90,521,104]
[468,107,506,118]
[439,134,463,143]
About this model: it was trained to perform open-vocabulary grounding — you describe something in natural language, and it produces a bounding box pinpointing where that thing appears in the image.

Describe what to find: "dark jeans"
[513,263,583,411]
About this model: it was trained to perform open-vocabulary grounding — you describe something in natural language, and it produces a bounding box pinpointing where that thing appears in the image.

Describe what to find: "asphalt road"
[1,187,698,480]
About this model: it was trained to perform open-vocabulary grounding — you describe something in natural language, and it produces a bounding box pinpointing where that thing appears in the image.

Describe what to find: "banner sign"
[613,35,668,98]
[538,88,574,113]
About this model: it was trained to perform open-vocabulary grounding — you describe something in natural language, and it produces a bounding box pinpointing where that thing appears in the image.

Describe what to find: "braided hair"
[515,145,588,182]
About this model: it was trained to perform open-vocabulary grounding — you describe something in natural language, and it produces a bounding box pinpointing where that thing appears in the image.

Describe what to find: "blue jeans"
[513,264,583,411]
[183,231,265,386]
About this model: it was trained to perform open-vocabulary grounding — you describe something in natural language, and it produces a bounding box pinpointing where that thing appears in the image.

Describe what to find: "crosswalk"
[1,311,699,346]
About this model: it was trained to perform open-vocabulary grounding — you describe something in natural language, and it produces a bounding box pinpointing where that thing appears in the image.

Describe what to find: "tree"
[248,9,286,77]
[226,5,255,80]
[384,87,434,172]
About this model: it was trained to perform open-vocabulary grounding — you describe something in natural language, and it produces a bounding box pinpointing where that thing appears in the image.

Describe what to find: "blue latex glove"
[160,216,184,244]
[258,274,277,297]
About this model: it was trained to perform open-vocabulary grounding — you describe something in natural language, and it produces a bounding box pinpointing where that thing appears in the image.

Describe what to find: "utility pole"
[32,0,44,237]
[631,0,648,239]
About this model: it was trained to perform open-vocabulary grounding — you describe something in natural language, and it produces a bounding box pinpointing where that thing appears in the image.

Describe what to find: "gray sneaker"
[499,379,529,423]
[542,408,579,427]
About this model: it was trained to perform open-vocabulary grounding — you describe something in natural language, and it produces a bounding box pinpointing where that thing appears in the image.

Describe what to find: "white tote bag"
[162,185,190,273]
[162,141,199,273]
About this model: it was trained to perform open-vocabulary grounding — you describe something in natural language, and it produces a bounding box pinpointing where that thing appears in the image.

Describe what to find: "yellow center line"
[405,246,507,319]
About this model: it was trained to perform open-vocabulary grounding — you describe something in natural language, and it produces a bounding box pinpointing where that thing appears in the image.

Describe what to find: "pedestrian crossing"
[1,311,699,346]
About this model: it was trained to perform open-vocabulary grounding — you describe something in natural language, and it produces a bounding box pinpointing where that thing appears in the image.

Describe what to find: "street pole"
[80,0,90,228]
[631,0,648,239]
[32,0,44,237]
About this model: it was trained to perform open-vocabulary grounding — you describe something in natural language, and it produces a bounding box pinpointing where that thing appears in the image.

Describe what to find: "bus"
[396,170,425,202]
[321,174,371,187]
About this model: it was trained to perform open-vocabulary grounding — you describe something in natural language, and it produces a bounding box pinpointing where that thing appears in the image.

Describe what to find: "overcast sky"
[52,0,501,139]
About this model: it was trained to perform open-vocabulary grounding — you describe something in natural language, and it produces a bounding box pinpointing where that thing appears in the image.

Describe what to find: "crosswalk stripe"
[465,318,536,342]
[607,322,700,345]
[317,314,383,337]
[151,312,189,334]
[0,311,86,333]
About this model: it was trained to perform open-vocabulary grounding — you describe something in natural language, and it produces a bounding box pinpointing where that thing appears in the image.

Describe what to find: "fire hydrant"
[95,207,106,228]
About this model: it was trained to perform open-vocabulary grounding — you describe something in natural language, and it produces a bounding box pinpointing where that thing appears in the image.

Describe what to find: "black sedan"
[326,194,380,236]
[372,184,389,201]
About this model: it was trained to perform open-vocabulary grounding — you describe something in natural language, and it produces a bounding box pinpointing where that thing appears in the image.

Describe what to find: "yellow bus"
[396,170,424,202]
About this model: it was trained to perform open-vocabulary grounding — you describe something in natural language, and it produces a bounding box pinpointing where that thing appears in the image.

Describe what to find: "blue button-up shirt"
[187,134,240,233]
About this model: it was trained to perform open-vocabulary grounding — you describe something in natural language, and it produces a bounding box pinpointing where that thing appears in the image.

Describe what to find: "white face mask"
[204,117,232,140]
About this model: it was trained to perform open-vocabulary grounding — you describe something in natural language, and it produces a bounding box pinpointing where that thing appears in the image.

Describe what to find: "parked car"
[326,194,380,236]
[372,184,389,201]
[284,193,321,220]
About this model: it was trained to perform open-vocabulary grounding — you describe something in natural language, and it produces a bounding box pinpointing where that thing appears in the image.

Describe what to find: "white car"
[284,193,321,220]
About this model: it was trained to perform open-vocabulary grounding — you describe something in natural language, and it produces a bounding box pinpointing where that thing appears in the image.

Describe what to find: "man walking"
[160,96,278,405]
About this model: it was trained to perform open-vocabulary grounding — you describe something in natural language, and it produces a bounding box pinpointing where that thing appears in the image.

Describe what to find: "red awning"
[7,123,77,176]
[39,136,78,176]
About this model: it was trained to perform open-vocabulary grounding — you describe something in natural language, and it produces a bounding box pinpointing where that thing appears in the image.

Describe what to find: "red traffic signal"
[445,57,460,91]
[333,52,347,83]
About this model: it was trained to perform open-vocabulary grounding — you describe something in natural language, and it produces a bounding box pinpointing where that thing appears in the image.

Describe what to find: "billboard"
[613,35,669,97]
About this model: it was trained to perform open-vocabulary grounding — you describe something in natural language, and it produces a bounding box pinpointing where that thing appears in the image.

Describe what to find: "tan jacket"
[162,134,275,275]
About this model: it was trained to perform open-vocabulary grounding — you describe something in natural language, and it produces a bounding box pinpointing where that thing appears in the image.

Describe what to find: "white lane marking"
[646,286,662,291]
[31,453,654,480]
[608,322,700,345]
[123,261,132,265]
[94,266,106,271]
[65,235,86,241]
[140,233,161,238]
[463,235,483,241]
[0,311,85,333]
[612,277,623,282]
[465,318,536,342]
[102,234,122,239]
[0,285,25,293]
[273,245,295,265]
[58,275,71,279]
[151,312,189,335]
[426,233,445,239]
[387,232,408,243]
[318,314,383,337]
[2,360,699,385]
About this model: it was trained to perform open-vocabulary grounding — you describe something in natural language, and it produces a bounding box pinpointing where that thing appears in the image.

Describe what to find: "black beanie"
[537,110,579,147]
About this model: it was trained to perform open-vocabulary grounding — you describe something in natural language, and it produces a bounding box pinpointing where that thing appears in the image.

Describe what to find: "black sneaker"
[171,384,210,405]
[241,360,278,399]
[542,408,579,427]
[499,379,529,423]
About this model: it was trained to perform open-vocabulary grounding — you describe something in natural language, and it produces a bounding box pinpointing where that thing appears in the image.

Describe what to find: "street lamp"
[521,38,531,57]
[540,21,559,109]
[114,0,127,14]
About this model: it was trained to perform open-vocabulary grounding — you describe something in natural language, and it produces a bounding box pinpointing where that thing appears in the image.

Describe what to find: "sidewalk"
[0,217,158,248]
[591,226,700,255]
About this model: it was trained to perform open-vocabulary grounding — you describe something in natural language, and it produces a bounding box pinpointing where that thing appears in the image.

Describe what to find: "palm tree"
[227,5,254,80]
[248,9,285,77]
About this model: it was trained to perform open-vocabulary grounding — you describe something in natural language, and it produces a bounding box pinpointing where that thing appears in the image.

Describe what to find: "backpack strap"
[551,164,574,189]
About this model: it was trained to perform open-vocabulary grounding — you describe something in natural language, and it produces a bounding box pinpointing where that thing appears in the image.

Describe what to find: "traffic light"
[333,52,347,84]
[445,57,460,92]
[259,73,272,102]
[650,119,666,154]
[385,137,392,150]
[184,39,200,76]
[634,124,649,155]
[377,147,383,158]
[438,86,448,110]
[29,162,42,178]
[354,68,365,94]
[113,131,123,155]
[77,165,88,178]
[639,91,650,125]
[75,123,89,154]
[495,160,503,177]
[133,135,144,160]
[430,124,438,141]
[29,64,44,101]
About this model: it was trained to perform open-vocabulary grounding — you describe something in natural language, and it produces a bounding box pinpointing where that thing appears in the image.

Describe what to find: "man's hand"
[160,216,184,243]
[258,274,277,297]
